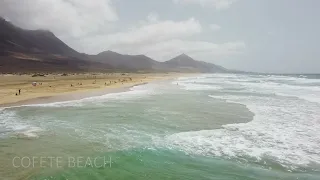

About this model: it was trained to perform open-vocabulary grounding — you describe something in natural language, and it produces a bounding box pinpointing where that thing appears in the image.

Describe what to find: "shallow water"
[0,74,319,180]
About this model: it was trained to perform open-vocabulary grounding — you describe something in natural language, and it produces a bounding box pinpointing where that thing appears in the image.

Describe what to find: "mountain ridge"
[164,53,227,72]
[89,50,160,71]
[0,17,227,73]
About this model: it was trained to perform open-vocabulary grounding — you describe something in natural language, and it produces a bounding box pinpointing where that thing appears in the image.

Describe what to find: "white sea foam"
[175,74,320,104]
[14,127,43,139]
[0,83,158,138]
[173,77,222,91]
[174,82,222,91]
[21,82,158,108]
[0,110,43,138]
[167,74,320,170]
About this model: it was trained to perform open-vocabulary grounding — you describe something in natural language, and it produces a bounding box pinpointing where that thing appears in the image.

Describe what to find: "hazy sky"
[1,0,319,73]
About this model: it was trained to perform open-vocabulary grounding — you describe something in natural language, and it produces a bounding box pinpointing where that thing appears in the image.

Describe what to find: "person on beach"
[18,89,21,95]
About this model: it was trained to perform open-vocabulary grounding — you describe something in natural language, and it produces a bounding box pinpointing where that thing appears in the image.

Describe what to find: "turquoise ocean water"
[0,73,320,180]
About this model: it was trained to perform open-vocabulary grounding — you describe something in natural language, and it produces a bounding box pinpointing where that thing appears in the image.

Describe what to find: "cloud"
[0,1,245,63]
[109,18,201,45]
[0,0,118,38]
[81,17,203,53]
[75,15,245,61]
[173,0,238,9]
[209,24,221,31]
[147,12,159,23]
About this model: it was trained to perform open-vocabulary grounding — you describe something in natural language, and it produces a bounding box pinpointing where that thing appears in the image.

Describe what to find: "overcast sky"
[1,0,319,73]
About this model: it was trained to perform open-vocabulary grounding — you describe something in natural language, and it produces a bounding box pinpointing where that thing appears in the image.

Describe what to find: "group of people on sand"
[105,77,133,85]
[13,76,135,96]
[71,82,83,87]
[15,89,21,96]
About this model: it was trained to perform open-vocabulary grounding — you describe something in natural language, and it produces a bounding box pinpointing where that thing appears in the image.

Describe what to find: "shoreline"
[0,73,189,108]
[0,83,134,108]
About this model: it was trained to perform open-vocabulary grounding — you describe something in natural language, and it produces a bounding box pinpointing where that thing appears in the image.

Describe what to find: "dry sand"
[0,73,184,106]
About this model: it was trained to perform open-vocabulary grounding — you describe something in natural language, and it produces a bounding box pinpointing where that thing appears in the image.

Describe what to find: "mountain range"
[0,17,227,73]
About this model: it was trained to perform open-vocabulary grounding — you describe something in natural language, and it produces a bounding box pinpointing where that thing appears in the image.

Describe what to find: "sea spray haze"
[0,74,320,179]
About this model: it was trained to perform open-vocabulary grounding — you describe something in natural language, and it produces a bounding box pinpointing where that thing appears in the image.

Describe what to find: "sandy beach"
[0,73,184,107]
